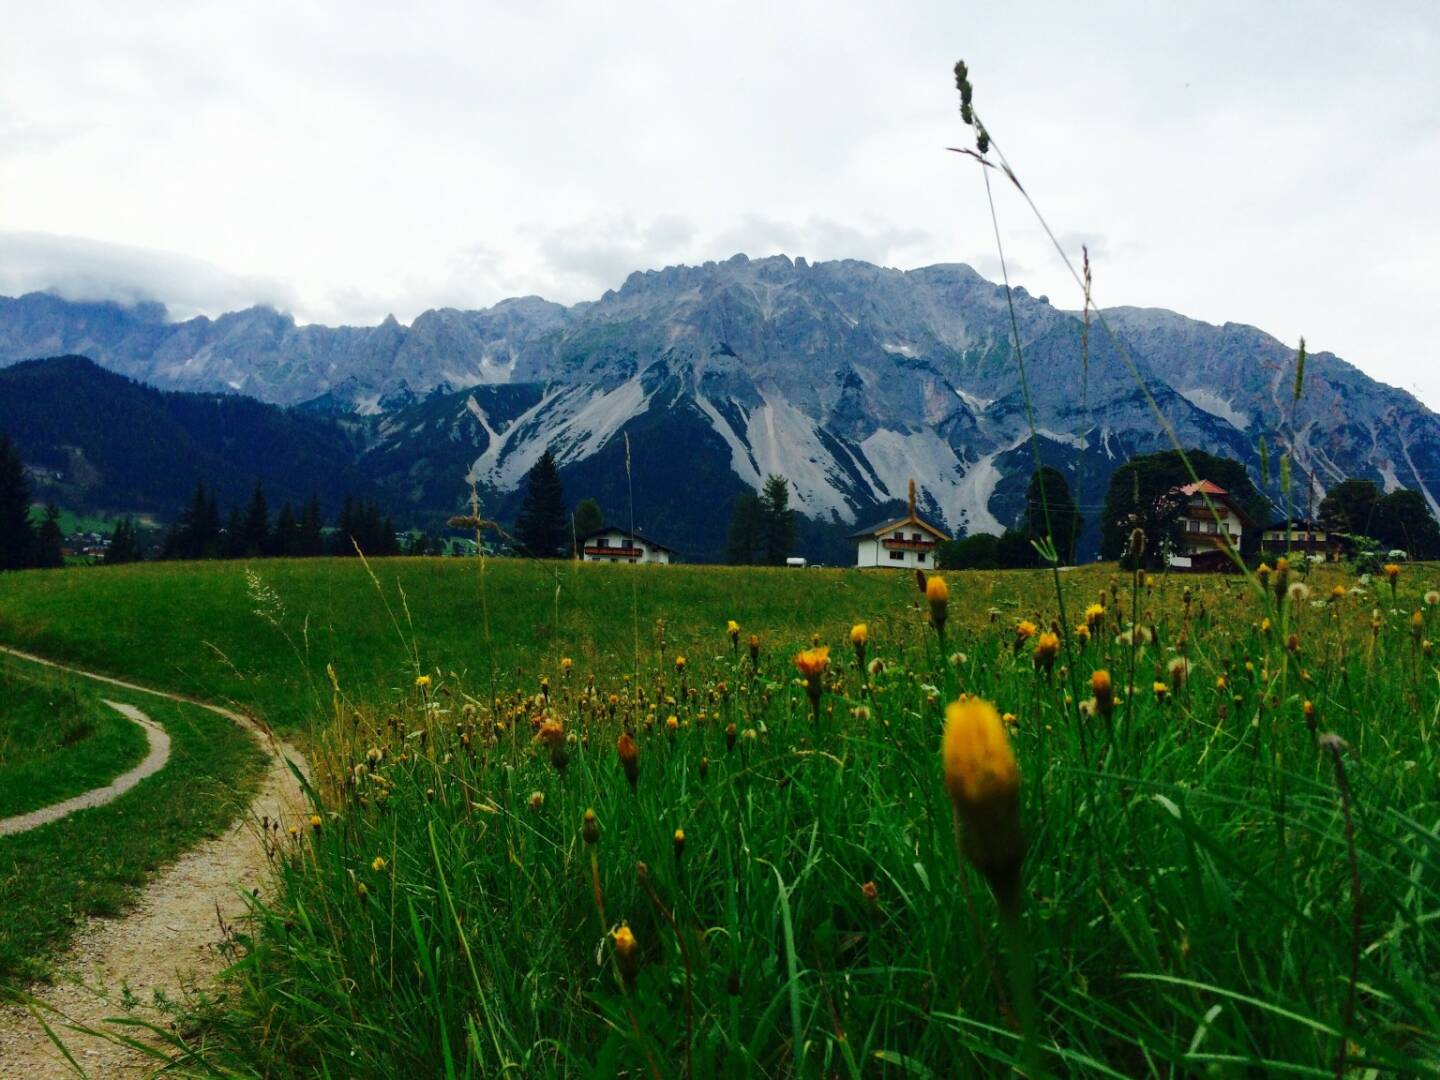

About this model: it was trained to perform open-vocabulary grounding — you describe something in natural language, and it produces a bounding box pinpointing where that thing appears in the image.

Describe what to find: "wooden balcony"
[584,546,643,558]
[881,537,936,551]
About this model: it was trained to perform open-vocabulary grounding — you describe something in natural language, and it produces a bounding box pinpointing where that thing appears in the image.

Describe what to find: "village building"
[578,526,675,564]
[1259,517,1350,562]
[850,481,951,569]
[1166,479,1254,572]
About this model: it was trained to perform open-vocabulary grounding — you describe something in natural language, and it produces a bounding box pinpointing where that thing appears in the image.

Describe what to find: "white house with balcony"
[579,527,675,564]
[850,482,951,568]
[1166,479,1253,572]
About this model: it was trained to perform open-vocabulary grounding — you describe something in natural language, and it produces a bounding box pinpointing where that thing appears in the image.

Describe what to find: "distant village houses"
[1259,517,1351,563]
[850,481,951,569]
[579,526,675,564]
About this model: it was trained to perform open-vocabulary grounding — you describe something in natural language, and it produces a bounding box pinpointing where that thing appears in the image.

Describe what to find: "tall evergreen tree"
[105,518,142,564]
[759,474,796,566]
[0,433,37,570]
[222,506,245,559]
[241,481,271,557]
[34,502,65,568]
[333,495,357,556]
[725,492,763,565]
[515,449,567,557]
[177,481,220,560]
[272,502,299,557]
[298,495,325,557]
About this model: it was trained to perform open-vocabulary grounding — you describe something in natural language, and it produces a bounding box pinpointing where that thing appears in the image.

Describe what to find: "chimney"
[908,478,917,520]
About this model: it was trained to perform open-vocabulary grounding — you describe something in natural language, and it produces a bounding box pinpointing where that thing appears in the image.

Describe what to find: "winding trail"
[0,646,309,1078]
[0,701,171,838]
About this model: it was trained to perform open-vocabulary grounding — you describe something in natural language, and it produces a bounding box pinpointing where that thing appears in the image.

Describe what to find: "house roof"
[1175,479,1257,528]
[1179,480,1228,497]
[580,526,677,554]
[847,514,951,542]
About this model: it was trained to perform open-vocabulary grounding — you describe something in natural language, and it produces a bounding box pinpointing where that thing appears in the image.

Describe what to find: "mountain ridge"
[2,254,1436,560]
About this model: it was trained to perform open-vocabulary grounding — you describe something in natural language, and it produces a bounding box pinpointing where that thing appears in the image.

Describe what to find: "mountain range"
[2,254,1437,561]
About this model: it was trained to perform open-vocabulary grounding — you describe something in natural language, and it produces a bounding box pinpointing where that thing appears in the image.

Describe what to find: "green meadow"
[0,556,1437,1075]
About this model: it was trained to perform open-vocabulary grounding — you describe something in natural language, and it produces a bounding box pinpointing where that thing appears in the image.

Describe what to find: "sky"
[2,2,1438,407]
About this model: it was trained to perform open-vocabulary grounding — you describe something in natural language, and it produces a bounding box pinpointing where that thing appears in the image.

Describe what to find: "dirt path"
[0,646,309,1078]
[0,701,171,838]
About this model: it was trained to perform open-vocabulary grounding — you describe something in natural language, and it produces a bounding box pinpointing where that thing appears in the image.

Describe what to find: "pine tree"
[34,502,65,568]
[759,474,796,566]
[333,495,357,556]
[516,448,567,557]
[105,518,142,564]
[241,481,270,557]
[0,433,37,570]
[725,492,763,565]
[272,502,299,557]
[299,496,325,557]
[222,506,245,559]
[177,481,217,560]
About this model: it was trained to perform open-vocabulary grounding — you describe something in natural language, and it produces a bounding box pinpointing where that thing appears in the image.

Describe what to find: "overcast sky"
[2,2,1437,406]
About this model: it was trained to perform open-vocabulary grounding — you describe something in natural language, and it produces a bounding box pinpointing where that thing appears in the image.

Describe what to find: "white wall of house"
[581,528,671,564]
[1179,497,1243,553]
[855,527,938,569]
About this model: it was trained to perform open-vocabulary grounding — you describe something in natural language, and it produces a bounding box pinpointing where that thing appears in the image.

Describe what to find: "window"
[596,537,609,548]
[912,532,922,542]
[889,550,905,560]
[916,552,926,563]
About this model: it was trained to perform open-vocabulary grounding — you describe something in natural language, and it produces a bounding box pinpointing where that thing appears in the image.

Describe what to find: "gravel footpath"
[0,701,171,838]
[0,646,308,1077]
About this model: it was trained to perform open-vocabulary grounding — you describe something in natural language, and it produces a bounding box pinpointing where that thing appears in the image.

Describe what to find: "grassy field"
[1,556,1438,1074]
[0,660,267,984]
[0,558,931,732]
[0,657,149,818]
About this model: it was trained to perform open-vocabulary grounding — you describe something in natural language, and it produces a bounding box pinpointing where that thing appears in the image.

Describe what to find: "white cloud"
[0,231,298,319]
[0,1,1436,407]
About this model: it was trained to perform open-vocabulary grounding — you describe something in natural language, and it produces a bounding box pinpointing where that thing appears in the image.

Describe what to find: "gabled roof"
[847,514,951,542]
[1179,480,1228,497]
[1174,479,1257,528]
[580,526,677,554]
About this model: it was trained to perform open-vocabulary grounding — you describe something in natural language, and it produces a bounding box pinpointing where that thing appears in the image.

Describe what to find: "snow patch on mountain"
[857,428,1002,535]
[694,393,762,486]
[1034,428,1088,449]
[1177,387,1249,430]
[955,388,993,413]
[1396,428,1440,518]
[743,395,855,520]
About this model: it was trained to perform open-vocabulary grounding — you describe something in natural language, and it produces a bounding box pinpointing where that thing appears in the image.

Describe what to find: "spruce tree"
[34,503,65,568]
[0,433,37,570]
[105,518,142,564]
[725,492,763,565]
[222,506,245,559]
[299,496,325,557]
[516,449,567,557]
[241,481,270,557]
[272,502,299,557]
[759,474,796,566]
[333,495,357,556]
